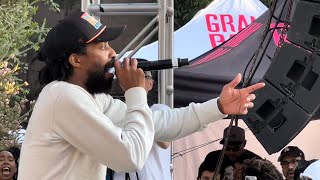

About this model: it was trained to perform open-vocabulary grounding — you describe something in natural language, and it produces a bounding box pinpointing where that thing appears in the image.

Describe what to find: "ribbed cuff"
[124,87,148,107]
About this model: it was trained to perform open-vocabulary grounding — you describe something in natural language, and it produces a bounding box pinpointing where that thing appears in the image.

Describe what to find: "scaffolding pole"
[82,0,174,179]
[83,0,174,107]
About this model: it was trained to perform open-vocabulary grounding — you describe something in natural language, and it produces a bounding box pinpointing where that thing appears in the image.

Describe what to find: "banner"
[122,0,267,61]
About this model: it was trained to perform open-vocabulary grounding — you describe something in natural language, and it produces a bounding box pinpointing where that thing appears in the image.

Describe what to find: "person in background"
[197,160,221,180]
[278,146,305,180]
[0,146,20,180]
[300,159,320,180]
[16,122,28,145]
[241,158,283,180]
[294,159,318,180]
[111,69,172,180]
[205,126,261,180]
[18,11,265,180]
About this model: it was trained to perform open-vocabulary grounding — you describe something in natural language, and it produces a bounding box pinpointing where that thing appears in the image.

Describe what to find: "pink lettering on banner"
[220,14,235,32]
[205,14,256,48]
[238,15,250,31]
[194,22,292,66]
[193,22,262,66]
[209,34,231,48]
[206,14,220,32]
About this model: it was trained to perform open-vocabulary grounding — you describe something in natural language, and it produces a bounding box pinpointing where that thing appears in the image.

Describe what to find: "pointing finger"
[245,82,265,94]
[225,73,242,90]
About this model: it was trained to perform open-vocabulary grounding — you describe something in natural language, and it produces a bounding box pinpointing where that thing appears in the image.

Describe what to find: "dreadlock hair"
[37,43,87,85]
[242,158,283,180]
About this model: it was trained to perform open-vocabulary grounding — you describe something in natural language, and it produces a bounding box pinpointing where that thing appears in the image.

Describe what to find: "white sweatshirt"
[18,81,225,180]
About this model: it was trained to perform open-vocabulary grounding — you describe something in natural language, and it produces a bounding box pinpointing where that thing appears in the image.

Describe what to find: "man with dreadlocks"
[18,11,265,180]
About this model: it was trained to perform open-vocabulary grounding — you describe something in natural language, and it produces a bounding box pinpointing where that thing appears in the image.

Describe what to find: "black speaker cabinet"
[264,42,320,114]
[243,81,313,154]
[287,0,320,50]
[243,0,320,155]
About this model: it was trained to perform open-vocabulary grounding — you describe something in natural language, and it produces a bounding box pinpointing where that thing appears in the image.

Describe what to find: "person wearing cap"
[204,126,261,180]
[18,11,264,180]
[278,146,305,180]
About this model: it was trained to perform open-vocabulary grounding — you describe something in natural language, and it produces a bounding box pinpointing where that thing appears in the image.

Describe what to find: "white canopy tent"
[123,0,268,61]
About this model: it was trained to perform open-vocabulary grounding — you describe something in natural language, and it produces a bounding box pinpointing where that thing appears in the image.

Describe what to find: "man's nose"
[288,163,295,169]
[109,47,116,58]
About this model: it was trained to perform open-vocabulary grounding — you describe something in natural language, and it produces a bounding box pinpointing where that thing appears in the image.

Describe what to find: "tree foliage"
[174,0,212,30]
[0,0,58,149]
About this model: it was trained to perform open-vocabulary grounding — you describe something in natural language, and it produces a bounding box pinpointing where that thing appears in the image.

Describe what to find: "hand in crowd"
[218,73,265,115]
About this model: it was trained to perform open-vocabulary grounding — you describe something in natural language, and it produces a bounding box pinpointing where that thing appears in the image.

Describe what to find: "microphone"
[105,58,189,72]
[135,58,189,71]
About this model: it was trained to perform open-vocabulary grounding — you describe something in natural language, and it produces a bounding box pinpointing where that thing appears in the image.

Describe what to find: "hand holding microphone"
[113,58,145,92]
[109,57,189,92]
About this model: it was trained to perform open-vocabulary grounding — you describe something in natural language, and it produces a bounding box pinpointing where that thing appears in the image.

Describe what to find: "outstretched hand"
[218,73,265,115]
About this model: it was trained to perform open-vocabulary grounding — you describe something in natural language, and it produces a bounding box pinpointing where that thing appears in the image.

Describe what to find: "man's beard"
[85,64,113,95]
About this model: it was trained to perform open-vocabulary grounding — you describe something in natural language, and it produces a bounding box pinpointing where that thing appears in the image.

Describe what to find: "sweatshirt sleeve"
[51,86,154,173]
[152,98,227,142]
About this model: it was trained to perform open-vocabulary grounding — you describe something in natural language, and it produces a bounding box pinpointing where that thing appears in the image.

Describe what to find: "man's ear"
[68,53,81,68]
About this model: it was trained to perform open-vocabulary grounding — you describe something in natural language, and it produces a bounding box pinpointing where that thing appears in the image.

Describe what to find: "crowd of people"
[197,126,320,180]
[2,10,319,180]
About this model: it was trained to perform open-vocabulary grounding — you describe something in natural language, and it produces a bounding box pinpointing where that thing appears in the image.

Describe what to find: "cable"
[171,128,250,159]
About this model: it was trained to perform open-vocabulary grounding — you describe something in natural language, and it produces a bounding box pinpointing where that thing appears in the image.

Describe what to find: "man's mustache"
[104,58,116,73]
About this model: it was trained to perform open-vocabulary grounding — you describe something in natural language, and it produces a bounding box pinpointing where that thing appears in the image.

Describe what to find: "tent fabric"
[122,0,267,61]
[173,4,277,107]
